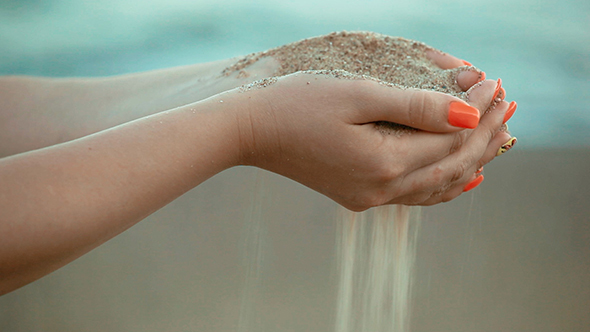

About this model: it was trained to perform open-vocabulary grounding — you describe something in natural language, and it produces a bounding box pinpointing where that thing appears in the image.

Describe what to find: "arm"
[0,56,279,157]
[0,72,509,295]
[0,91,241,295]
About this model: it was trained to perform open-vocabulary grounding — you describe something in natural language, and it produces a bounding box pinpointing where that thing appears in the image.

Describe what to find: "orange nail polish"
[500,87,506,100]
[461,60,473,66]
[478,71,486,82]
[492,78,502,100]
[476,167,483,175]
[463,175,484,192]
[448,101,480,129]
[503,101,517,123]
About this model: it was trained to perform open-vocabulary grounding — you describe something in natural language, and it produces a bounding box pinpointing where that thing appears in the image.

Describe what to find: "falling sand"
[226,31,482,332]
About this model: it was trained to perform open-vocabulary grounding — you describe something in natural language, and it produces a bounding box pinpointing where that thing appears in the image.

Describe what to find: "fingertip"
[465,79,501,113]
[478,129,512,166]
[463,174,484,192]
[492,78,502,101]
[479,71,486,82]
[425,49,465,69]
[496,136,517,156]
[448,101,480,129]
[503,101,517,123]
[457,70,484,91]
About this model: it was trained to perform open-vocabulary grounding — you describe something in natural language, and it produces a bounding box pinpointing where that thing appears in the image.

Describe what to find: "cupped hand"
[229,72,509,211]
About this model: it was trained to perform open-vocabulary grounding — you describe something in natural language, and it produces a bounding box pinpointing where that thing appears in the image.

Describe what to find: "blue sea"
[1,0,588,149]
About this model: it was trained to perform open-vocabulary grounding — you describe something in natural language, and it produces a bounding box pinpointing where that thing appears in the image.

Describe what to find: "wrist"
[230,88,280,169]
[180,91,248,174]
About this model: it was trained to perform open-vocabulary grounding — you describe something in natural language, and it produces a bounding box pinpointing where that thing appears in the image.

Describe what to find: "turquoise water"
[1,0,588,148]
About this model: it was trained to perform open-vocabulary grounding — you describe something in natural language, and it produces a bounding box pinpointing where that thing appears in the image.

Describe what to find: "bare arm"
[0,72,510,295]
[0,57,278,157]
[0,90,244,295]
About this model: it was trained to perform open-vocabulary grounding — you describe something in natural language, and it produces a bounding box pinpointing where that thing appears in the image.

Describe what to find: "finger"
[400,121,513,206]
[410,124,514,206]
[376,129,470,174]
[392,100,509,202]
[425,49,470,69]
[352,83,482,132]
[426,49,486,91]
[465,79,501,115]
[477,127,513,167]
[356,77,501,132]
[418,178,472,206]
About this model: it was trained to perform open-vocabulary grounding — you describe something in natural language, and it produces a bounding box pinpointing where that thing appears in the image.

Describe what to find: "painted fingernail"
[500,87,506,100]
[463,175,484,192]
[448,101,480,129]
[476,167,483,175]
[492,78,502,101]
[478,71,486,82]
[503,101,517,123]
[496,137,517,156]
[461,60,473,66]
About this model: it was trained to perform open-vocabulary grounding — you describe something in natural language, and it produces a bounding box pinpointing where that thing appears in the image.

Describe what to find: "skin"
[0,42,510,295]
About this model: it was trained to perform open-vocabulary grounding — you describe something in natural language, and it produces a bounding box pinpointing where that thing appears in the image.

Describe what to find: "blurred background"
[0,0,589,331]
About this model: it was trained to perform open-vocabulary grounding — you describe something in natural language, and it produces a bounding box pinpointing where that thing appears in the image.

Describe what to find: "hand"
[230,72,510,211]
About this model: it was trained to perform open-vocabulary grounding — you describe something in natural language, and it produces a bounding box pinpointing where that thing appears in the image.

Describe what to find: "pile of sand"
[223,31,478,100]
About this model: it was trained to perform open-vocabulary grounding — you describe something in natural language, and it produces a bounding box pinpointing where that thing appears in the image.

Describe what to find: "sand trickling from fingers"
[231,31,481,332]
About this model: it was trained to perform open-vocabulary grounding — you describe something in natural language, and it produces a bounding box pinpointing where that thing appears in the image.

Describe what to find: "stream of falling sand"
[335,205,421,332]
[239,170,421,332]
[231,32,477,331]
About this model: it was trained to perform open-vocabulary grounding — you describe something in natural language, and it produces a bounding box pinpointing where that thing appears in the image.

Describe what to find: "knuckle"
[449,131,468,154]
[348,78,376,99]
[408,91,436,126]
[432,182,452,197]
[485,124,498,142]
[449,160,469,183]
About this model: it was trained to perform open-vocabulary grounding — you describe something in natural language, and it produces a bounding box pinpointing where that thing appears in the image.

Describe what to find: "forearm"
[0,93,241,295]
[0,57,276,157]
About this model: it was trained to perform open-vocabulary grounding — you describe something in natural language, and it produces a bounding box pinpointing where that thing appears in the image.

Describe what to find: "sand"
[227,31,464,332]
[223,31,479,99]
[226,31,511,332]
[223,31,495,137]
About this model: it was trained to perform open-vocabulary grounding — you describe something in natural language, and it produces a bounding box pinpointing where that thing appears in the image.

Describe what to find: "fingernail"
[496,137,517,156]
[503,101,517,123]
[476,167,483,174]
[500,87,506,100]
[448,101,480,129]
[461,60,473,66]
[463,175,484,192]
[492,78,502,101]
[478,71,486,82]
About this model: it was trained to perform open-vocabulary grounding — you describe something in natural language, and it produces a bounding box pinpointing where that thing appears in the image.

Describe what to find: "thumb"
[352,82,483,133]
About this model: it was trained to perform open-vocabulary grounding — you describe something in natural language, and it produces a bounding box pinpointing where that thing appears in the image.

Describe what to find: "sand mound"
[223,31,475,99]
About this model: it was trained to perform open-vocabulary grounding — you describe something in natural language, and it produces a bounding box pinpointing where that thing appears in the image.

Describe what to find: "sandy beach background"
[1,0,589,331]
[1,149,588,332]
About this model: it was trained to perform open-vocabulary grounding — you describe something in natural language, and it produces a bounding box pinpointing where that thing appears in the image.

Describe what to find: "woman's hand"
[231,72,510,211]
